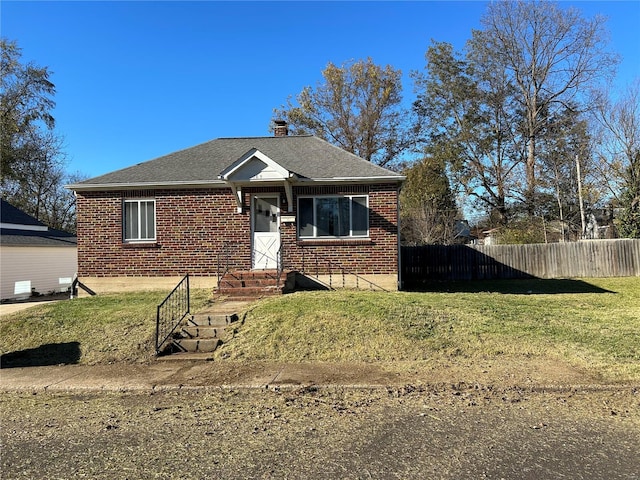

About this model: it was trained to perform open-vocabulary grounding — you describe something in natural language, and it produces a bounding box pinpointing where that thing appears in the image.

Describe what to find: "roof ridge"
[217,135,314,140]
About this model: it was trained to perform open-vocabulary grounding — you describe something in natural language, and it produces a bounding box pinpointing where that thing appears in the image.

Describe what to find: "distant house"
[585,208,617,240]
[67,124,405,294]
[453,220,476,244]
[0,200,77,300]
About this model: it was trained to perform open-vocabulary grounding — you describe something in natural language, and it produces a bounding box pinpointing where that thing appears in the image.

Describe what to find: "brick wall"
[76,183,399,277]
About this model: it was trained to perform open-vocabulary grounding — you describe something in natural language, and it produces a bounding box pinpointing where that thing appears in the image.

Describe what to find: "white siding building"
[1,200,77,301]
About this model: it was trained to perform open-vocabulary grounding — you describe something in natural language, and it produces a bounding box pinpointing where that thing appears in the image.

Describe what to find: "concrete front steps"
[215,270,295,300]
[159,307,244,359]
[172,313,238,352]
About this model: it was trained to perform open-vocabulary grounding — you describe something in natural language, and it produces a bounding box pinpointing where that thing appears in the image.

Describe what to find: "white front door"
[252,195,280,270]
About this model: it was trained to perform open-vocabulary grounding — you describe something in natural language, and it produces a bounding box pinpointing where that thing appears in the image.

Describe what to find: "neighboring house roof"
[1,199,47,229]
[0,200,76,247]
[1,228,77,247]
[68,135,405,191]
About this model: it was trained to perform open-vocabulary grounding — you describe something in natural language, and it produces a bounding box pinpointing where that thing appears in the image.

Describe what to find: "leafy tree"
[0,38,80,232]
[273,58,414,167]
[413,41,521,226]
[498,217,548,245]
[1,38,56,180]
[476,0,619,215]
[400,155,458,245]
[616,155,640,238]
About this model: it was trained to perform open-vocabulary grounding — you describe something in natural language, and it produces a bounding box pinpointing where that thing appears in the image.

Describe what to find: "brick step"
[219,278,281,288]
[225,270,280,280]
[214,270,294,299]
[169,338,221,353]
[216,286,283,297]
[215,295,268,302]
[216,270,286,300]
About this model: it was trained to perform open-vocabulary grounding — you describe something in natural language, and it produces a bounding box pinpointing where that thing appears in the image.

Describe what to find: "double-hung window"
[298,195,368,239]
[124,199,156,242]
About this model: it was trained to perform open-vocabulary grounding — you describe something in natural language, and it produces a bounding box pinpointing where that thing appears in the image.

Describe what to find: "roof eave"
[66,180,227,192]
[294,176,405,184]
[66,175,405,192]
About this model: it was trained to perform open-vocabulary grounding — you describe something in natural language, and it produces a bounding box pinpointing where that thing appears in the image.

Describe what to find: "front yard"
[1,277,639,382]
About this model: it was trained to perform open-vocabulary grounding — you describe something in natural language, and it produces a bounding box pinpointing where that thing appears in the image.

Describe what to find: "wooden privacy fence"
[401,239,640,285]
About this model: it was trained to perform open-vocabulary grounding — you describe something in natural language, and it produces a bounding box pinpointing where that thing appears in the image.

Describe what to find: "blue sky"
[2,1,639,179]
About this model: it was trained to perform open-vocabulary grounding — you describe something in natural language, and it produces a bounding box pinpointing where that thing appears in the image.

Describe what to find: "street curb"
[1,382,637,395]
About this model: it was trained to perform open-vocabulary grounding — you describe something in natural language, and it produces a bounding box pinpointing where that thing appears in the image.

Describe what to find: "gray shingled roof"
[1,228,77,247]
[69,135,404,189]
[1,200,76,247]
[1,199,46,227]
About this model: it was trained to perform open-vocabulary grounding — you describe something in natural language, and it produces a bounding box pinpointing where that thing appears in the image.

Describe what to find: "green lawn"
[1,277,638,381]
[0,289,212,365]
[229,277,639,381]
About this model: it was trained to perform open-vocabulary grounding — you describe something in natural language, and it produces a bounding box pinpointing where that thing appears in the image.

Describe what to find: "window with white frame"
[298,195,368,238]
[124,199,156,242]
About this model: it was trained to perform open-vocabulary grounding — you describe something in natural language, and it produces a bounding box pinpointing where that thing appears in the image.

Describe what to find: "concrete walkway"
[0,300,62,316]
[0,361,399,393]
[1,359,632,394]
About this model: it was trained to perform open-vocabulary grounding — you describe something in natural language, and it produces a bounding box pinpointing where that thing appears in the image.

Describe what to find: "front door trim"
[251,194,281,270]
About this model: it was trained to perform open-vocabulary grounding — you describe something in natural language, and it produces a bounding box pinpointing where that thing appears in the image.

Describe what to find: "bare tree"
[0,38,83,233]
[537,105,598,240]
[1,127,81,232]
[477,0,619,215]
[592,80,640,237]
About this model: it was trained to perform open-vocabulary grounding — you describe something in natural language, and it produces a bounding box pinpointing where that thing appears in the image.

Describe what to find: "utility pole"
[576,154,586,239]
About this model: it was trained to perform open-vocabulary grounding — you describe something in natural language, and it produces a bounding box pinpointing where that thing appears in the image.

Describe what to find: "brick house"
[68,124,405,294]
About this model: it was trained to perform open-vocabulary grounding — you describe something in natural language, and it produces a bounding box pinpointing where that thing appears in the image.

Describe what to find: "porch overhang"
[218,148,297,213]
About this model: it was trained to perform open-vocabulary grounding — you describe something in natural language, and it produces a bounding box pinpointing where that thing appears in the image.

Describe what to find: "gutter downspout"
[397,184,403,291]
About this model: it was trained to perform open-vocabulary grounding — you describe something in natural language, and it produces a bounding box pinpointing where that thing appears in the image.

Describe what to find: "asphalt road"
[2,385,638,479]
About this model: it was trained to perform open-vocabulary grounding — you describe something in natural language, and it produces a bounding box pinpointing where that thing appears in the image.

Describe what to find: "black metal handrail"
[217,241,241,286]
[276,241,286,289]
[215,239,386,293]
[216,239,287,292]
[247,242,287,288]
[300,246,389,292]
[155,274,190,354]
[70,274,96,298]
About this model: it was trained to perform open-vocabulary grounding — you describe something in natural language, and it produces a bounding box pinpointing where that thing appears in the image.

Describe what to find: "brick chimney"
[274,120,289,137]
